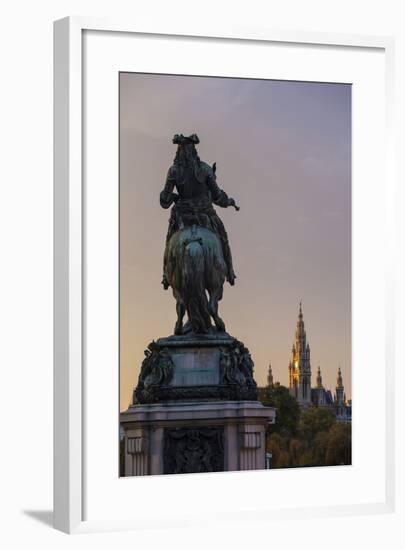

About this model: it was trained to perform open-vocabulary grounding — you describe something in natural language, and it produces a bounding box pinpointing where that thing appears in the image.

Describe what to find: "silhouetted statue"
[160,134,239,335]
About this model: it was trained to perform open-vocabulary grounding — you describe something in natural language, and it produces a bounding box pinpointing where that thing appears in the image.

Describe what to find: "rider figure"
[160,134,238,289]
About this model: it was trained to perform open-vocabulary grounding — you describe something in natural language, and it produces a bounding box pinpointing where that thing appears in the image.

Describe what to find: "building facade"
[265,303,351,422]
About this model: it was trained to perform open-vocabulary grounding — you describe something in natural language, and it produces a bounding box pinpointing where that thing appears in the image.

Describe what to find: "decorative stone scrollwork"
[139,384,257,403]
[134,342,174,403]
[219,339,256,388]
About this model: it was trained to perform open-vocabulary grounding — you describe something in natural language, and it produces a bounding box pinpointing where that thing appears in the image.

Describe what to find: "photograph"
[119,72,352,476]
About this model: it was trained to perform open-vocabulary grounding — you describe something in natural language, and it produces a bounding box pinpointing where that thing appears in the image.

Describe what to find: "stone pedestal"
[133,333,258,403]
[121,332,275,475]
[120,400,275,476]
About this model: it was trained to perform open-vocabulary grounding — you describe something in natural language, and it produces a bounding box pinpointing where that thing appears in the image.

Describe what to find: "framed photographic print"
[54,17,397,534]
[119,73,351,478]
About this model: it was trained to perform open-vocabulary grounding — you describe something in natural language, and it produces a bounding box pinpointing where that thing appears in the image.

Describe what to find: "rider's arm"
[160,166,179,209]
[206,166,236,209]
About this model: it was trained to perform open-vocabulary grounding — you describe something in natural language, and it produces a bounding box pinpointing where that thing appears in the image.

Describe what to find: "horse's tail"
[182,240,211,333]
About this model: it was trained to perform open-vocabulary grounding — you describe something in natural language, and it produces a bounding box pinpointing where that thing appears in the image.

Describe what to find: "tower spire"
[316,365,323,388]
[337,366,343,388]
[295,301,306,345]
[334,366,347,418]
[267,363,274,387]
[335,366,345,408]
[288,301,312,405]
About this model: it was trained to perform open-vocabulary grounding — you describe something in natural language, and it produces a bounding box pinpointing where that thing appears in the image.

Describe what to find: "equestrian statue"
[160,133,240,335]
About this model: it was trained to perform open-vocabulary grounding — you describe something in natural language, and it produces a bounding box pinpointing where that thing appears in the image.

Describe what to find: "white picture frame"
[54,16,397,534]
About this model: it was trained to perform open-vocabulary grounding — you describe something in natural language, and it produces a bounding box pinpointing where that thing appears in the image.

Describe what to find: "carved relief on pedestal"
[163,427,224,474]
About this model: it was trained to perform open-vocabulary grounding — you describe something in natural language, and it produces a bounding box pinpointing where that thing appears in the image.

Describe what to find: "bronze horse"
[165,224,227,335]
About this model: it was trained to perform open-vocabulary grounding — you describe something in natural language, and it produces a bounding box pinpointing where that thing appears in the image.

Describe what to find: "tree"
[311,430,330,466]
[261,383,300,438]
[261,386,351,470]
[266,432,291,468]
[299,406,336,441]
[289,438,308,466]
[325,423,352,465]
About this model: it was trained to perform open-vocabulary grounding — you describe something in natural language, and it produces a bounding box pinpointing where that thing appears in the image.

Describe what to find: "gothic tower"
[316,366,323,388]
[314,366,326,406]
[267,363,274,387]
[288,302,312,406]
[334,367,346,416]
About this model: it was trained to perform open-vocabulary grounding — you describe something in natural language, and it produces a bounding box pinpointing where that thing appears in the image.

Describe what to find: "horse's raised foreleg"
[174,298,186,335]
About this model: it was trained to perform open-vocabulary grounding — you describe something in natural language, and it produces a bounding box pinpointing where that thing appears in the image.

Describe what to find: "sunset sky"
[119,73,351,411]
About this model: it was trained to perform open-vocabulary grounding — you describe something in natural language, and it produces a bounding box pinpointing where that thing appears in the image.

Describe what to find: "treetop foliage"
[260,384,351,469]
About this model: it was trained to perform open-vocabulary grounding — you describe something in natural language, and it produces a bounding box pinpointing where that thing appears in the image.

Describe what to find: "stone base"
[120,400,275,476]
